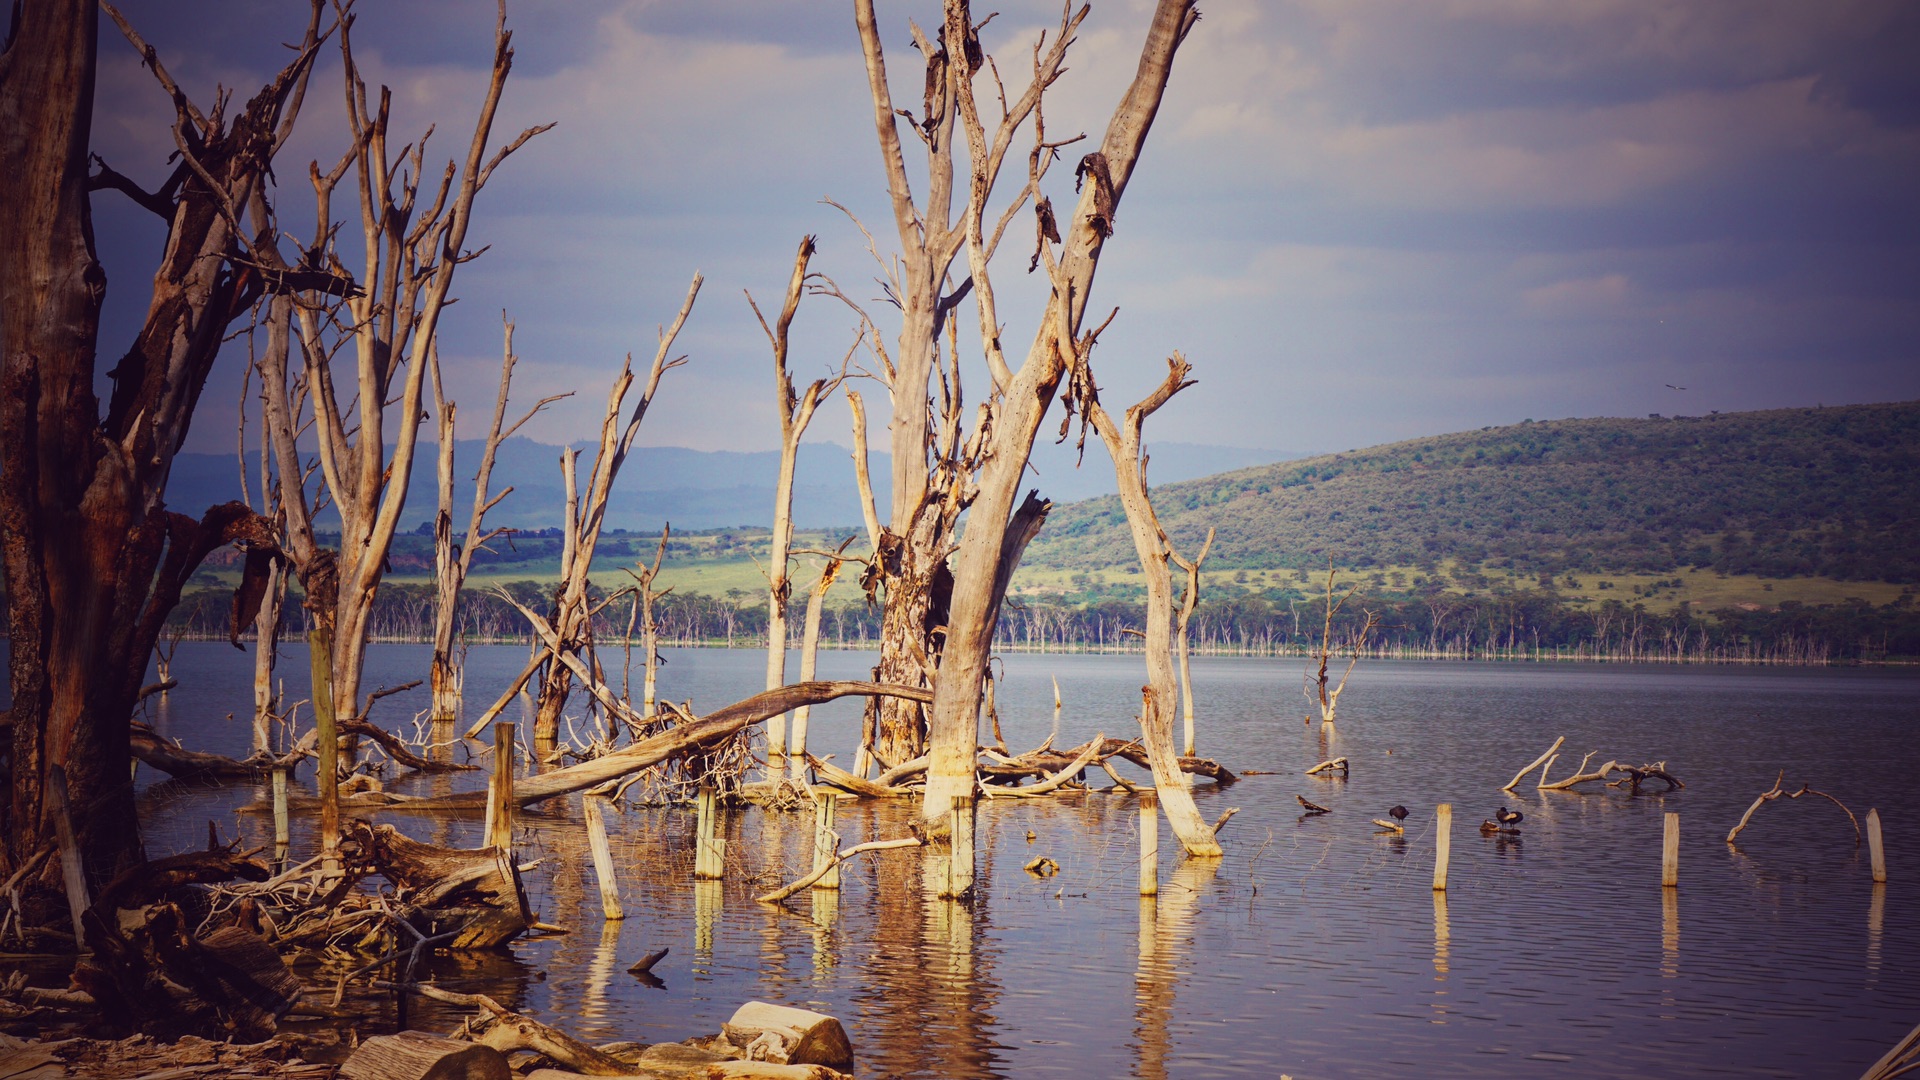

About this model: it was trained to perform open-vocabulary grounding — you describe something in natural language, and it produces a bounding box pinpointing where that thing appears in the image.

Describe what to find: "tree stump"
[718,1003,853,1070]
[340,1031,512,1080]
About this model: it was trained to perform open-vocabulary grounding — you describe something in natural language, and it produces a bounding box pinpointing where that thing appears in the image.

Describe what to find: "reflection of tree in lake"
[1135,857,1222,1080]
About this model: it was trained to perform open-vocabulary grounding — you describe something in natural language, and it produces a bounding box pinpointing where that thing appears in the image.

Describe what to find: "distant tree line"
[132,582,1920,664]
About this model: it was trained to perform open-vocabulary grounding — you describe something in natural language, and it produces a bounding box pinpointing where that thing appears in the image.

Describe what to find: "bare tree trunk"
[1083,355,1220,856]
[747,236,844,771]
[0,0,318,882]
[1172,527,1214,758]
[918,0,1203,830]
[790,544,852,780]
[529,279,702,743]
[431,318,564,725]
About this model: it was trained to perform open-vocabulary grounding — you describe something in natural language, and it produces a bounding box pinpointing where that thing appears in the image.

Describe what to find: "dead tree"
[528,282,702,744]
[624,527,674,719]
[745,236,846,767]
[428,316,566,723]
[0,0,321,884]
[789,539,857,779]
[254,3,547,858]
[1304,560,1378,732]
[1171,526,1214,756]
[1079,354,1219,855]
[847,0,1201,829]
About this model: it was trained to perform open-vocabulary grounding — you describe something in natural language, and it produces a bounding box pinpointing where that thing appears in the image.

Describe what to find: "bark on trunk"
[1,0,319,882]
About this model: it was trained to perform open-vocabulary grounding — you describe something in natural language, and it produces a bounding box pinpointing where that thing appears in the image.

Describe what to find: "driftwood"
[340,718,475,774]
[349,822,531,949]
[981,735,1104,798]
[807,755,909,799]
[1305,757,1349,777]
[341,1030,511,1080]
[756,838,923,904]
[382,981,636,1077]
[718,1002,853,1070]
[1725,770,1861,846]
[1502,736,1564,792]
[129,722,291,780]
[75,904,300,1040]
[1531,746,1684,793]
[1296,795,1330,815]
[416,682,934,811]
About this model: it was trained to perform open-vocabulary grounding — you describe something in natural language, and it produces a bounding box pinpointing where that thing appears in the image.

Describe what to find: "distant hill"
[1026,402,1920,583]
[164,438,1301,532]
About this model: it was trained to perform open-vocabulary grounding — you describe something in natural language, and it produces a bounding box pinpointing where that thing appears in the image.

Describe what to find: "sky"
[82,0,1920,462]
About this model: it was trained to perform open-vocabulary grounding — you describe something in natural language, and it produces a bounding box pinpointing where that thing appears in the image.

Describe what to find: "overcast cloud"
[84,0,1920,461]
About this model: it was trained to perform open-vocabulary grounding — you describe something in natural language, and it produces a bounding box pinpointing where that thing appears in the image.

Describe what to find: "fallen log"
[349,822,531,949]
[340,718,475,774]
[718,1002,853,1071]
[982,735,1104,799]
[807,755,908,799]
[379,982,636,1077]
[129,722,290,780]
[410,682,934,811]
[1305,757,1349,777]
[340,1030,511,1080]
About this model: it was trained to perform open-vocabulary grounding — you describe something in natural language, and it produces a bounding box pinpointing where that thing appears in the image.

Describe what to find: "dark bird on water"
[1389,805,1409,823]
[1495,806,1523,827]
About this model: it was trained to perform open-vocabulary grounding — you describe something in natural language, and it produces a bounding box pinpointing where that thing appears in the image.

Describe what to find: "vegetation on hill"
[1026,402,1920,583]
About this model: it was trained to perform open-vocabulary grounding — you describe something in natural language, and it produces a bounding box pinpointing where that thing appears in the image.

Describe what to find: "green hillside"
[1025,402,1920,583]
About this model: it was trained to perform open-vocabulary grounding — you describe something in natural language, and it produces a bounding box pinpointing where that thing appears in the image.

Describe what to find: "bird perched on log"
[1389,805,1409,824]
[1495,806,1523,827]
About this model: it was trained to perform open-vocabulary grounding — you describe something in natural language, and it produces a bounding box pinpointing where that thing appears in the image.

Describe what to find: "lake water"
[89,646,1920,1075]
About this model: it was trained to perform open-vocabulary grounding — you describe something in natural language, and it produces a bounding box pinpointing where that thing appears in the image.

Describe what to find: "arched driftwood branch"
[1726,770,1861,846]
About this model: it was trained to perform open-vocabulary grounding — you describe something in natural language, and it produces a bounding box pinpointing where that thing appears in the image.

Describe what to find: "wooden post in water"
[271,767,290,849]
[47,767,89,952]
[695,785,726,879]
[941,795,976,899]
[1662,812,1680,888]
[1432,803,1451,892]
[1141,794,1160,897]
[812,791,840,890]
[583,793,624,920]
[1867,808,1886,883]
[488,722,515,851]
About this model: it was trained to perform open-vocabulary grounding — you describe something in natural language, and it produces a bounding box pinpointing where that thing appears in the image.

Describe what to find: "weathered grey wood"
[1140,794,1160,897]
[1662,812,1680,888]
[720,1001,854,1070]
[695,786,725,880]
[1868,808,1886,883]
[489,723,516,851]
[1433,803,1452,892]
[271,767,291,848]
[702,1064,854,1080]
[940,796,975,899]
[583,794,624,920]
[812,793,840,890]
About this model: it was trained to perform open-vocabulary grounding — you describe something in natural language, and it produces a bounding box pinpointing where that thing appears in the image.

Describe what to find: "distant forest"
[155,578,1920,664]
[1028,401,1920,582]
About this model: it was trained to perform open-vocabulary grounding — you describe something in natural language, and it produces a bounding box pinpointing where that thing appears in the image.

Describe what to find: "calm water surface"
[109,646,1920,1076]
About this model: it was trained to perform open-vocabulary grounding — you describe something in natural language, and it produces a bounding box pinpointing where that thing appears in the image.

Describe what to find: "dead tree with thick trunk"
[846,0,1201,830]
[254,4,547,860]
[1079,353,1220,855]
[746,236,846,770]
[0,0,322,886]
[429,317,566,724]
[528,281,702,744]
